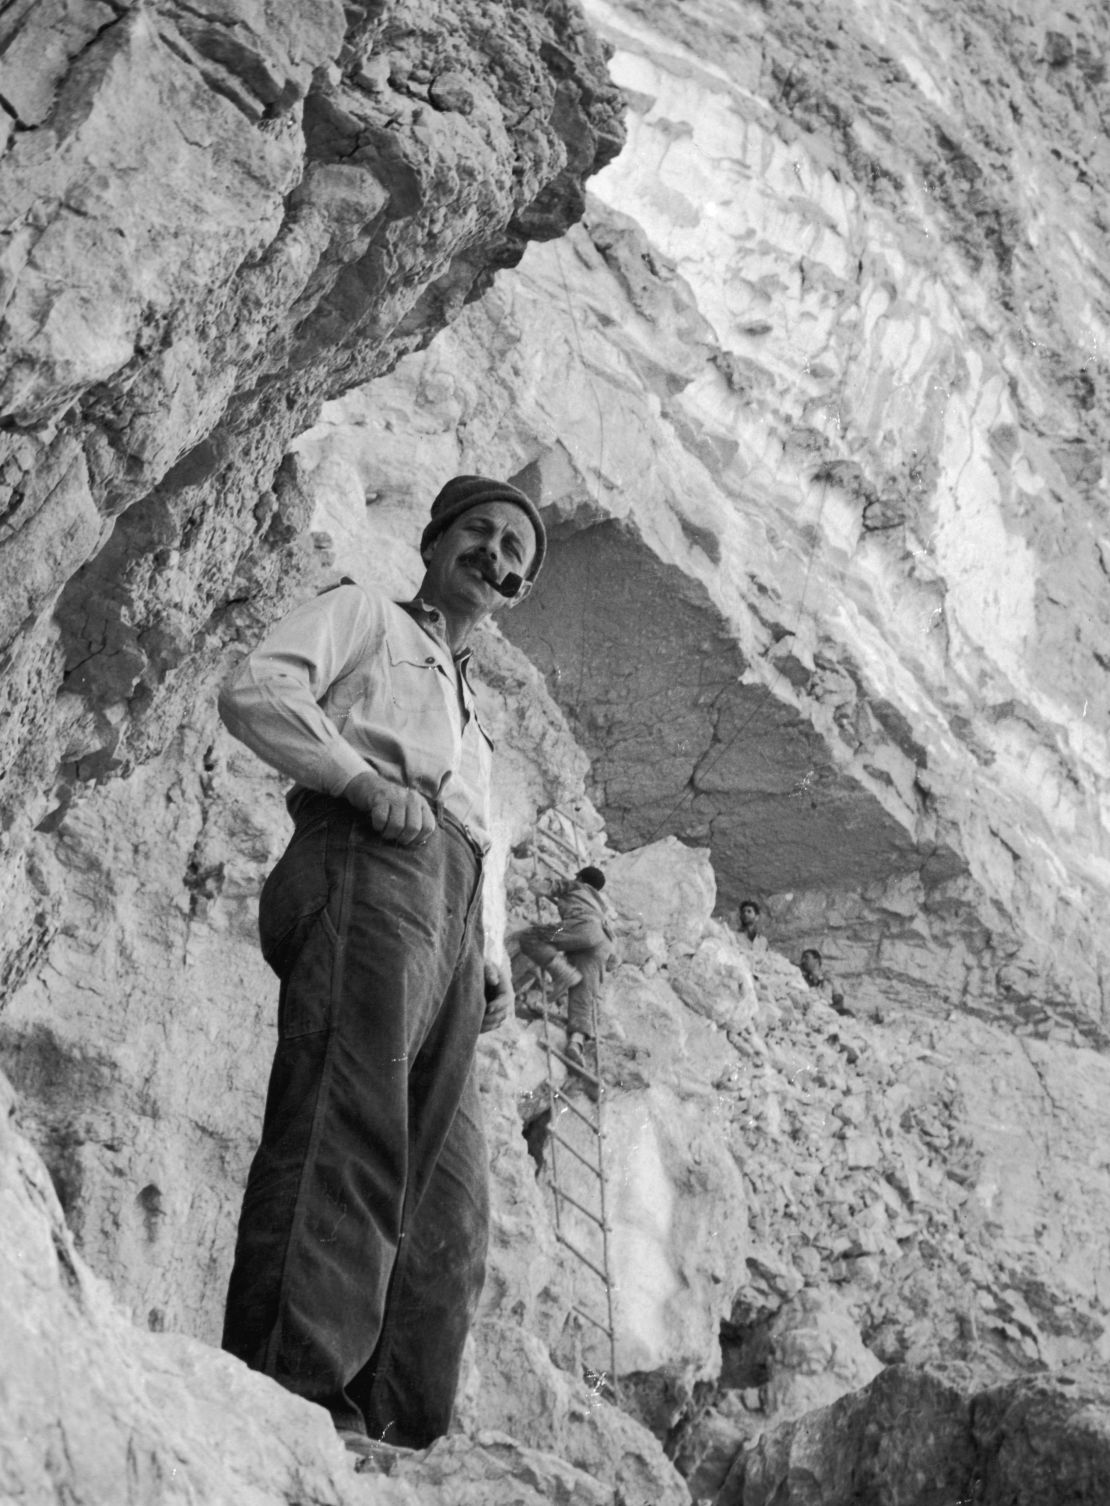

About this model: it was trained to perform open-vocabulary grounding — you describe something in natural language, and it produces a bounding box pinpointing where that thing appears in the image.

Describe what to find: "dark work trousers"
[221,792,489,1447]
[519,918,611,1036]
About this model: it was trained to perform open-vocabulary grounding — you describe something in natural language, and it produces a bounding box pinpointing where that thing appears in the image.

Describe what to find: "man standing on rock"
[217,475,544,1460]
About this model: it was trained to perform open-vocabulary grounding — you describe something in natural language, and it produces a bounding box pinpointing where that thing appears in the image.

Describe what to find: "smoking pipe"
[474,561,524,598]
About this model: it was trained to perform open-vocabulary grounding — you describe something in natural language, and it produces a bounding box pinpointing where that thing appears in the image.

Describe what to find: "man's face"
[423,500,537,614]
[800,951,822,984]
[739,903,758,930]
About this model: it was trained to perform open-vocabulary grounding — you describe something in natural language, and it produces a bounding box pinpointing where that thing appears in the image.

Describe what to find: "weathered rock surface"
[0,0,623,983]
[605,834,717,946]
[723,1365,1110,1506]
[4,1048,663,1505]
[4,0,1110,1503]
[1,1066,372,1506]
[298,0,1110,1044]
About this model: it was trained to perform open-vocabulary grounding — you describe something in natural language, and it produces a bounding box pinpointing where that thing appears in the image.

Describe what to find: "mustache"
[459,549,523,598]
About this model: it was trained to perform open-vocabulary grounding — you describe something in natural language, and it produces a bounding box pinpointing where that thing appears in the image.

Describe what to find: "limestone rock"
[461,1322,689,1506]
[604,836,717,947]
[721,1365,1110,1506]
[492,950,751,1394]
[298,0,1110,1039]
[379,1431,614,1505]
[721,1365,978,1506]
[3,1052,643,1506]
[674,1287,882,1498]
[668,928,758,1030]
[0,1066,378,1506]
[971,1372,1110,1506]
[5,0,1110,1501]
[761,1288,884,1423]
[0,0,624,878]
[0,724,280,1343]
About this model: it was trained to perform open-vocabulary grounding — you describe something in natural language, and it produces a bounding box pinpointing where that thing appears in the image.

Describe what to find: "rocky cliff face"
[300,0,1110,1042]
[0,0,622,986]
[3,1,1110,1504]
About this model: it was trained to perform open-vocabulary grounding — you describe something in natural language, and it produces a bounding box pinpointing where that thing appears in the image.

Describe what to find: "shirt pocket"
[386,640,448,718]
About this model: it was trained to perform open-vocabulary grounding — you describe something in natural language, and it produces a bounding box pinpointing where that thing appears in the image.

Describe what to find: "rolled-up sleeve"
[218,586,379,796]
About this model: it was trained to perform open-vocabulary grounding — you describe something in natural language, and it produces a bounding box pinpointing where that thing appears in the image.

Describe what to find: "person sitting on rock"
[737,897,767,952]
[513,865,615,1071]
[799,947,848,1015]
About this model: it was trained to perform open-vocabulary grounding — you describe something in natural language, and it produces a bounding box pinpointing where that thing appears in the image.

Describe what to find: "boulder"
[719,1365,1110,1506]
[762,1288,884,1423]
[669,932,758,1030]
[605,837,716,947]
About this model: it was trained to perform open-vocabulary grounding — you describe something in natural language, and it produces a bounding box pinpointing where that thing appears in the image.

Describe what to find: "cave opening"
[499,518,928,910]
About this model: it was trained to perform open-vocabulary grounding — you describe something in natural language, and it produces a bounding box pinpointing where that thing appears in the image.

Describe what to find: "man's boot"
[544,955,582,995]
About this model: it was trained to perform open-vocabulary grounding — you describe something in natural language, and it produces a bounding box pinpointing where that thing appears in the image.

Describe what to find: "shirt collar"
[402,598,473,668]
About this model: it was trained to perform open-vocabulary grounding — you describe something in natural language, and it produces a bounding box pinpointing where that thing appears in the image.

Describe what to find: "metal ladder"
[526,811,620,1398]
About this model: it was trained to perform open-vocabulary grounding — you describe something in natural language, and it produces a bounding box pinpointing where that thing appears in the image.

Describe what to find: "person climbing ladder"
[512,865,615,1072]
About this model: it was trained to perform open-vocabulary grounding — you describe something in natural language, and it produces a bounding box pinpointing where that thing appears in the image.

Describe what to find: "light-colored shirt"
[218,583,494,850]
[553,881,615,952]
[807,974,847,1013]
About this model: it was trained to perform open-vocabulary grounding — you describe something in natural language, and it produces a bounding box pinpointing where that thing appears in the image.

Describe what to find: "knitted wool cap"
[420,475,547,579]
[576,866,606,891]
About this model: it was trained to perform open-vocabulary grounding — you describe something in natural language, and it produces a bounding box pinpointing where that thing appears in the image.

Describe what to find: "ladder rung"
[547,1127,602,1173]
[534,847,570,874]
[548,1042,602,1086]
[571,1303,614,1336]
[552,1183,607,1228]
[535,827,582,862]
[557,1231,610,1285]
[528,1001,569,1027]
[552,1085,602,1129]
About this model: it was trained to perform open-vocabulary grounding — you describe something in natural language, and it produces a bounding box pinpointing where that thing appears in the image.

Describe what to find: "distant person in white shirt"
[800,947,847,1015]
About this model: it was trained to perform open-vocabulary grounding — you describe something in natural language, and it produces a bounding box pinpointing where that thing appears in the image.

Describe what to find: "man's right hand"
[345,769,436,846]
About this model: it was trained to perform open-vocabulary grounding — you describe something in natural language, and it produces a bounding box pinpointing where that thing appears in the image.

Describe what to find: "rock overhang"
[500,517,937,905]
[0,0,626,861]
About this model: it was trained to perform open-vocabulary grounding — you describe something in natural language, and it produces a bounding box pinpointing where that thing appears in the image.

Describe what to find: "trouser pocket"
[258,825,342,1040]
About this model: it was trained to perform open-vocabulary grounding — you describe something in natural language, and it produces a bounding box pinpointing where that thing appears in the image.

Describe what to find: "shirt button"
[425,655,436,665]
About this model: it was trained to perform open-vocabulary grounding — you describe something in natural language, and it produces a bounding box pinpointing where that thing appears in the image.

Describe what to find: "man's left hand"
[481,961,513,1033]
